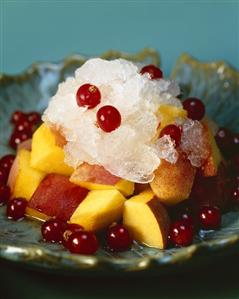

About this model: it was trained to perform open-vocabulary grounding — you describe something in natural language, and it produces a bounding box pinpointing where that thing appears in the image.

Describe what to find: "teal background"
[0,0,239,76]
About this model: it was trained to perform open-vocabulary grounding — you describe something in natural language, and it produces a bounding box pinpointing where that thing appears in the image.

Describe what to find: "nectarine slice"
[123,189,170,249]
[30,124,73,176]
[70,189,126,231]
[70,163,134,197]
[8,149,45,200]
[28,174,88,221]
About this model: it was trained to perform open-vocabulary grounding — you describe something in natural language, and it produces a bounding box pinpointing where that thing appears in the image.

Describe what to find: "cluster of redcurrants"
[9,111,41,149]
[0,110,41,206]
[167,126,238,248]
[6,197,133,255]
[215,128,239,204]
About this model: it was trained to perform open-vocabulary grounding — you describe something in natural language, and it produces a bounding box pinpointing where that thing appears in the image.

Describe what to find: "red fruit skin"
[106,224,133,252]
[28,174,88,221]
[73,163,120,185]
[62,223,84,248]
[41,218,66,243]
[169,219,194,247]
[183,97,205,121]
[198,206,221,230]
[66,231,99,255]
[190,162,230,210]
[232,187,239,204]
[160,124,182,147]
[140,65,163,79]
[76,84,101,109]
[7,197,27,220]
[11,111,27,125]
[9,130,31,150]
[15,121,33,134]
[0,185,11,205]
[215,128,234,156]
[0,155,15,175]
[233,154,239,173]
[96,105,121,133]
[0,168,8,185]
[27,112,41,125]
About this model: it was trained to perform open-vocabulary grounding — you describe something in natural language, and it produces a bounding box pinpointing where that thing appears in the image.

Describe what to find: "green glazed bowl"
[0,49,238,275]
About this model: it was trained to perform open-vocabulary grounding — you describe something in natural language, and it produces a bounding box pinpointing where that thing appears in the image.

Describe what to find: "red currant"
[198,206,221,230]
[14,120,33,134]
[62,223,84,247]
[41,218,66,243]
[215,128,233,154]
[232,186,239,204]
[180,213,194,228]
[160,124,181,147]
[0,185,10,205]
[7,197,27,220]
[97,105,121,133]
[9,130,31,150]
[27,112,41,125]
[11,111,27,125]
[0,154,15,175]
[76,84,101,109]
[106,224,132,252]
[234,155,239,172]
[65,231,99,255]
[0,168,8,185]
[169,219,194,247]
[183,97,205,121]
[140,65,163,80]
[231,134,239,155]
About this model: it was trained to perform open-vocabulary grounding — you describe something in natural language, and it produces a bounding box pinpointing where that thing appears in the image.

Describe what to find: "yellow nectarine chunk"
[30,124,73,176]
[70,189,126,231]
[12,149,45,200]
[70,176,134,197]
[123,189,170,249]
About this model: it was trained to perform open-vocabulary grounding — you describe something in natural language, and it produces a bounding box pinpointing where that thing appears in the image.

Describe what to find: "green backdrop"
[0,0,238,75]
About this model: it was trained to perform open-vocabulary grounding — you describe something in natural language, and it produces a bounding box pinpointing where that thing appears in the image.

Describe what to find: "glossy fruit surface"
[140,64,163,79]
[169,219,194,247]
[0,168,8,185]
[160,124,181,147]
[27,112,41,125]
[41,218,66,243]
[233,155,239,172]
[7,197,27,220]
[232,187,239,204]
[106,224,132,251]
[180,212,194,228]
[9,131,31,149]
[62,223,84,247]
[198,206,221,230]
[215,128,233,154]
[97,105,121,132]
[0,154,15,175]
[232,133,239,153]
[11,111,27,125]
[0,185,11,205]
[183,97,205,120]
[14,121,33,133]
[76,84,101,109]
[65,231,99,254]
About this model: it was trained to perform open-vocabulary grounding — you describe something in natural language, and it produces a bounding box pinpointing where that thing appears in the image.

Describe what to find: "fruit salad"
[0,58,238,255]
